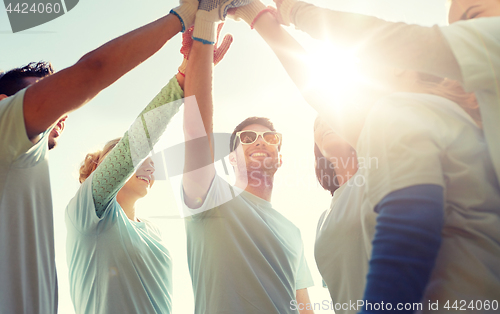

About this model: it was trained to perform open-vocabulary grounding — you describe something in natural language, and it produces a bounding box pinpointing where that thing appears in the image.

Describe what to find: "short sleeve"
[440,17,500,92]
[0,89,35,163]
[181,175,239,218]
[295,243,314,290]
[357,94,447,208]
[66,172,116,233]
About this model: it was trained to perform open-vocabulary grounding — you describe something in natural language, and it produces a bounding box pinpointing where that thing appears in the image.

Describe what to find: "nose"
[254,134,267,146]
[144,161,155,174]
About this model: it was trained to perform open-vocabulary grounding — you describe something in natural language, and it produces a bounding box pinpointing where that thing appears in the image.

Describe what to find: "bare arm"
[253,12,363,146]
[290,1,462,81]
[296,288,314,314]
[182,40,216,208]
[23,13,182,141]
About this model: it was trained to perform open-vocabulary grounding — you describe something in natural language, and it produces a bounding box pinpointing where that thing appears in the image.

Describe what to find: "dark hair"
[314,143,339,196]
[230,116,280,152]
[0,61,54,96]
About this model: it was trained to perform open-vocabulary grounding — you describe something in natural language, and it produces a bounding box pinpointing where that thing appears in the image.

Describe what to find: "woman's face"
[121,157,156,199]
[448,0,500,24]
[314,117,356,171]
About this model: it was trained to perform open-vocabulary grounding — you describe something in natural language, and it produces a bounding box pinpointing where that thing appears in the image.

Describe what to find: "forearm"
[253,12,361,146]
[24,13,182,138]
[296,288,314,314]
[360,185,444,313]
[291,2,461,81]
[183,40,216,208]
[92,76,184,216]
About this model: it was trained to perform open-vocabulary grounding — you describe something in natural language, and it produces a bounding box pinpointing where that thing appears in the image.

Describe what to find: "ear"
[0,94,8,101]
[278,153,283,168]
[229,151,237,167]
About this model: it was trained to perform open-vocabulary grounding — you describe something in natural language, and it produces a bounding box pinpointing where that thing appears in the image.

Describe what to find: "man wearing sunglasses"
[181,10,314,314]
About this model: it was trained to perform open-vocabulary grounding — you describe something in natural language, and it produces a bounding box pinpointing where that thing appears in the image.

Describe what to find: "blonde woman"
[65,26,233,314]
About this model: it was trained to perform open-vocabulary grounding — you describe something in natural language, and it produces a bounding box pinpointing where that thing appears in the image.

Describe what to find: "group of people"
[0,0,499,313]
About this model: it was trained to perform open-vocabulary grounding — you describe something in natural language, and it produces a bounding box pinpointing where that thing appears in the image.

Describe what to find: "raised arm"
[182,37,217,209]
[23,12,183,142]
[229,4,366,146]
[91,75,184,217]
[276,0,462,81]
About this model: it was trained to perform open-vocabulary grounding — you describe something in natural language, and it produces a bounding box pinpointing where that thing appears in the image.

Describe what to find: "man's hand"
[170,0,199,32]
[273,0,297,26]
[193,0,254,44]
[178,24,233,77]
[226,0,270,29]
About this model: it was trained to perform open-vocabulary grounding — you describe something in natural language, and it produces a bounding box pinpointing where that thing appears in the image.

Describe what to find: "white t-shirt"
[440,16,500,185]
[183,175,314,314]
[0,88,58,314]
[356,92,500,312]
[66,172,173,314]
[314,172,375,314]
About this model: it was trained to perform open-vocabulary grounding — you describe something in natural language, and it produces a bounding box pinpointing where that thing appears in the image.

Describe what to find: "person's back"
[0,63,59,313]
[356,92,500,311]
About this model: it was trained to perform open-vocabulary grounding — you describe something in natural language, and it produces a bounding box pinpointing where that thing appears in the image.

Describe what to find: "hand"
[178,24,233,76]
[170,0,198,32]
[273,0,297,26]
[193,0,254,44]
[226,0,269,29]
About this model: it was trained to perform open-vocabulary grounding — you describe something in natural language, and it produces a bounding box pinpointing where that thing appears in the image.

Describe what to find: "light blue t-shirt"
[0,88,58,314]
[66,172,172,314]
[183,175,314,314]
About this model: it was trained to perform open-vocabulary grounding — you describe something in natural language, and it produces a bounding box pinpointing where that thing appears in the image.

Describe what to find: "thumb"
[214,34,234,66]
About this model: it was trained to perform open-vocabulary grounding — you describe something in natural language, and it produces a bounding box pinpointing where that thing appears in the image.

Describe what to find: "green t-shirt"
[183,175,314,314]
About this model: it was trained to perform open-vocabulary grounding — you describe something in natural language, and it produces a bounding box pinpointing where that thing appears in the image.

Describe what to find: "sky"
[1,0,447,313]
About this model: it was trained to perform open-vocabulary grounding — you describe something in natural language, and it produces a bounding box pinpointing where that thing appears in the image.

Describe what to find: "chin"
[48,138,57,150]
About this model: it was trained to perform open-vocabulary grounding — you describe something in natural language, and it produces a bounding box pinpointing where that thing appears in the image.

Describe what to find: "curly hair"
[79,138,121,183]
[0,61,54,96]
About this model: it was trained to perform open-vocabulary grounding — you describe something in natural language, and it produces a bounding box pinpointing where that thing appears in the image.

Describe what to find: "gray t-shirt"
[183,175,314,314]
[315,172,375,314]
[0,88,57,314]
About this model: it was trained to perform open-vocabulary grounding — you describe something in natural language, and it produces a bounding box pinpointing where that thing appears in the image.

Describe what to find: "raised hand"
[193,0,254,44]
[178,24,234,76]
[226,0,270,29]
[273,0,297,26]
[170,0,199,32]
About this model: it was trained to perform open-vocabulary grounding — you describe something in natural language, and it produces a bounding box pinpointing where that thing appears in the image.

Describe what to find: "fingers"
[214,23,225,47]
[180,26,195,58]
[214,33,234,66]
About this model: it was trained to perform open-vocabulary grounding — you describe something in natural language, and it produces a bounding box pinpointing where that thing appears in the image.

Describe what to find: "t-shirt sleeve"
[295,242,314,290]
[181,174,238,218]
[0,89,38,164]
[66,172,116,233]
[440,17,500,92]
[357,95,447,208]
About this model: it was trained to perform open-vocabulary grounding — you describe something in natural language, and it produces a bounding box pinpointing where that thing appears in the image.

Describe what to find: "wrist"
[237,1,267,26]
[170,3,198,32]
[193,12,218,44]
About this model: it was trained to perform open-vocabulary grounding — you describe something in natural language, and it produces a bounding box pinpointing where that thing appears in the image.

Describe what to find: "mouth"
[250,152,270,157]
[136,175,151,185]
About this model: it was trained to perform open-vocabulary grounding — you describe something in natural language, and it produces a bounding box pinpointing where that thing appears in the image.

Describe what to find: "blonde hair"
[79,138,121,183]
[417,73,482,129]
